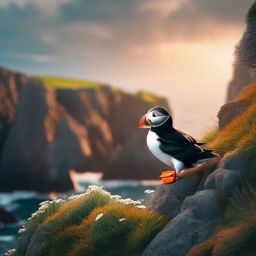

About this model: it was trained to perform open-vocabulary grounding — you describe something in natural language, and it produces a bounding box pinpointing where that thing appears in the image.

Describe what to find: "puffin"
[138,106,219,183]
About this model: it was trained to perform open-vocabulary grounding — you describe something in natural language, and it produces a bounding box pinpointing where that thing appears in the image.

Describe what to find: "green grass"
[18,186,167,256]
[38,76,162,105]
[39,76,101,89]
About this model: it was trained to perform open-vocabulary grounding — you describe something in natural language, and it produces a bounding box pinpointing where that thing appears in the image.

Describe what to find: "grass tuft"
[18,186,167,256]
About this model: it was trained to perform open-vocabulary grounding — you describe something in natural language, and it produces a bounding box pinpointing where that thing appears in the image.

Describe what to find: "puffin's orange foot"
[160,170,177,184]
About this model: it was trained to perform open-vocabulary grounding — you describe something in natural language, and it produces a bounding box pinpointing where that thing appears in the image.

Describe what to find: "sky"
[0,0,254,137]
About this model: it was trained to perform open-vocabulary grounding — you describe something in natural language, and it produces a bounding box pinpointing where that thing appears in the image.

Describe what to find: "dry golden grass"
[236,82,256,102]
[199,125,219,145]
[209,99,256,156]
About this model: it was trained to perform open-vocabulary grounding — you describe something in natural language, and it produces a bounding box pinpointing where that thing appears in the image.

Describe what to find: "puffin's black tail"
[200,150,219,159]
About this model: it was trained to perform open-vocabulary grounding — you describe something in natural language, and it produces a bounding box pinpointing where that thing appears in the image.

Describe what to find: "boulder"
[204,168,243,198]
[217,100,250,130]
[181,190,222,222]
[142,190,221,256]
[142,210,201,256]
[220,152,247,174]
[148,173,202,220]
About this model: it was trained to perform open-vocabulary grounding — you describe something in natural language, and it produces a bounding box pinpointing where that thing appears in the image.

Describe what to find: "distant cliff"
[0,67,169,192]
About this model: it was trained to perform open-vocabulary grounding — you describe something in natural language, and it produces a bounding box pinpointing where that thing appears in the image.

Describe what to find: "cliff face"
[0,68,168,192]
[0,68,28,154]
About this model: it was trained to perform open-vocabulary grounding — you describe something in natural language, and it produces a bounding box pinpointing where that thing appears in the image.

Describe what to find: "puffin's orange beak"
[138,114,151,128]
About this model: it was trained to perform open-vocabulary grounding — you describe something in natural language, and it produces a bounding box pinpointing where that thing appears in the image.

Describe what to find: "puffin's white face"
[138,107,170,128]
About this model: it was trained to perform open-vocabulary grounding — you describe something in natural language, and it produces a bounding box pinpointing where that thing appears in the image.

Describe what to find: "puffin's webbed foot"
[160,170,177,184]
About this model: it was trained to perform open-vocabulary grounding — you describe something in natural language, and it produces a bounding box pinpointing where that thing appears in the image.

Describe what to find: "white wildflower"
[116,198,142,206]
[18,228,26,234]
[136,205,146,209]
[39,200,50,206]
[119,218,126,222]
[144,189,155,195]
[110,195,122,200]
[4,248,16,255]
[95,213,104,222]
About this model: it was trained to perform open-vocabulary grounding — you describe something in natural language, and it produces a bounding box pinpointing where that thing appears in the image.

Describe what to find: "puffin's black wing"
[158,129,214,166]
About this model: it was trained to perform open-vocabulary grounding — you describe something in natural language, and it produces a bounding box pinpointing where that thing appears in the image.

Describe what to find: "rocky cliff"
[0,67,168,192]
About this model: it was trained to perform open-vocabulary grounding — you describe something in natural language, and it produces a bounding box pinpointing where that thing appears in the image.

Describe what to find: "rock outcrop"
[142,190,221,256]
[226,64,251,102]
[0,206,18,227]
[143,50,256,255]
[0,68,168,192]
[217,100,250,130]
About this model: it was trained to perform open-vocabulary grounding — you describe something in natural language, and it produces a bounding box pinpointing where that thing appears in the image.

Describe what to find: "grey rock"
[142,209,220,256]
[217,100,250,130]
[148,173,202,220]
[205,168,243,197]
[181,190,222,222]
[220,152,247,173]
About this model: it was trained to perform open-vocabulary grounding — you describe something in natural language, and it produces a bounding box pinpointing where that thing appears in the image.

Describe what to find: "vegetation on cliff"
[187,83,256,256]
[15,186,167,256]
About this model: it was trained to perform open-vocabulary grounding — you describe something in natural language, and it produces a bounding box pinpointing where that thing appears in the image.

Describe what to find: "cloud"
[0,0,254,69]
[58,0,253,43]
[0,0,71,16]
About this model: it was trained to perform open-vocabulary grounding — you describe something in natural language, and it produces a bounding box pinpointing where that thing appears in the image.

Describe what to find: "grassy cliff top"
[39,76,161,103]
[40,76,101,89]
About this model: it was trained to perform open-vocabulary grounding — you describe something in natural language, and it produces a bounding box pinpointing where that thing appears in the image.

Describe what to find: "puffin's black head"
[138,106,171,129]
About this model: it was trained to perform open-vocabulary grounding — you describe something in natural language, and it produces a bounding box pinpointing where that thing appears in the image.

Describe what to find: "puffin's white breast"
[146,130,184,173]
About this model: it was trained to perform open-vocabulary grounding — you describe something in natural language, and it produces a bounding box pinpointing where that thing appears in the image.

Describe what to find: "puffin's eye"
[152,112,156,117]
